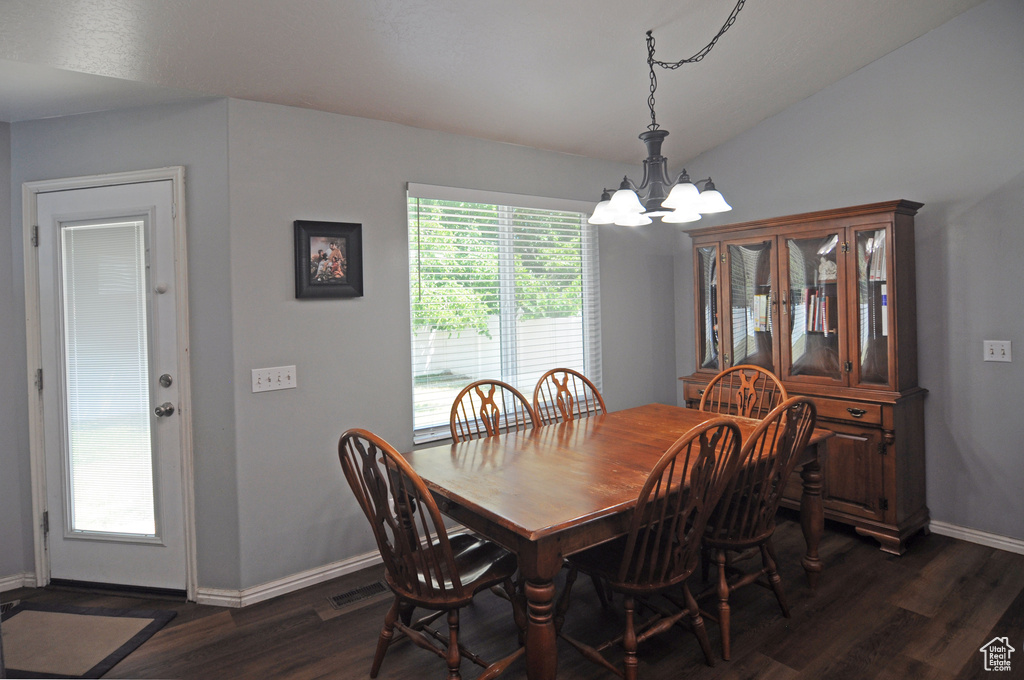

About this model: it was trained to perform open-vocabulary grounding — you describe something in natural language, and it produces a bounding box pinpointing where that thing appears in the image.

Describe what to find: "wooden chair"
[450,380,540,442]
[338,429,525,679]
[701,396,817,660]
[532,368,607,426]
[699,365,788,419]
[532,368,611,605]
[556,418,744,680]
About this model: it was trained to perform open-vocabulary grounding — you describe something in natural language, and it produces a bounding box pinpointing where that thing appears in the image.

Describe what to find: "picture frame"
[294,220,363,298]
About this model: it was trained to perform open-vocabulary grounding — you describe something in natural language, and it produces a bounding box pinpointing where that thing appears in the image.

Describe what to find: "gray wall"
[224,99,675,586]
[0,121,31,580]
[8,99,242,589]
[3,97,675,590]
[675,0,1024,540]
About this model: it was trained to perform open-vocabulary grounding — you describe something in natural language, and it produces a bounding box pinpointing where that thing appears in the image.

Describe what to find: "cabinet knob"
[847,407,867,418]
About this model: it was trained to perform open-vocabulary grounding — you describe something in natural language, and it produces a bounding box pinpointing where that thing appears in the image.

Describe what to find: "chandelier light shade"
[590,1,745,227]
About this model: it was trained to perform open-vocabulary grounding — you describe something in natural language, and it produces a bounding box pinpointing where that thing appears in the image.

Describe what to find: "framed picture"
[294,220,363,298]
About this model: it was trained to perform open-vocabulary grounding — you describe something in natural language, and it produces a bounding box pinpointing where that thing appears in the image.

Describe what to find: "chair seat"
[387,534,518,609]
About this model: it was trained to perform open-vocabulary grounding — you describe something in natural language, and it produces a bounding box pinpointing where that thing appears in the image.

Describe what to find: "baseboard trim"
[194,526,471,608]
[195,550,382,608]
[0,572,37,592]
[930,521,1024,555]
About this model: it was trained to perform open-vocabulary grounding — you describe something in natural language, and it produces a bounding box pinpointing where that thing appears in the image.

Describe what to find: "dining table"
[402,403,834,680]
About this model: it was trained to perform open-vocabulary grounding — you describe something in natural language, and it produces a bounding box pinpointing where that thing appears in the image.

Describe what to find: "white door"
[34,177,191,591]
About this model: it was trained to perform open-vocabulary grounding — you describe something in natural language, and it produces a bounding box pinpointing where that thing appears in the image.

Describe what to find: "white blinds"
[408,184,601,442]
[61,220,157,535]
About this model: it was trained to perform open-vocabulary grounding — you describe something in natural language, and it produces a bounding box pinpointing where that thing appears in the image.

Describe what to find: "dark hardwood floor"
[4,513,1022,679]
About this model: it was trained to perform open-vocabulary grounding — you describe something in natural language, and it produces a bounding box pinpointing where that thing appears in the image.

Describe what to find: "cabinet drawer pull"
[697,389,705,396]
[847,407,867,418]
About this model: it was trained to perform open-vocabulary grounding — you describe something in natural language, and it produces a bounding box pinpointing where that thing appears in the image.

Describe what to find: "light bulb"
[662,182,699,210]
[609,188,645,215]
[663,209,702,224]
[588,199,617,225]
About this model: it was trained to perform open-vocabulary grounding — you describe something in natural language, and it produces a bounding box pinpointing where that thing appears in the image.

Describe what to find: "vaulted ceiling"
[0,0,985,165]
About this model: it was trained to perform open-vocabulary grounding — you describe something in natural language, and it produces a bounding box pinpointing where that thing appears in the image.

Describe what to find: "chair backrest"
[450,380,540,442]
[338,428,466,601]
[532,368,607,425]
[615,418,743,589]
[699,365,788,418]
[705,397,817,546]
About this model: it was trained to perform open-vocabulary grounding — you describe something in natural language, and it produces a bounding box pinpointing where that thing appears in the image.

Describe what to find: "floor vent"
[1,600,19,614]
[328,580,390,611]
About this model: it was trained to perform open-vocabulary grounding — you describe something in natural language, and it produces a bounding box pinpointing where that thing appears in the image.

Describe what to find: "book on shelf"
[880,283,888,336]
[804,288,834,335]
[753,294,770,332]
[868,229,887,281]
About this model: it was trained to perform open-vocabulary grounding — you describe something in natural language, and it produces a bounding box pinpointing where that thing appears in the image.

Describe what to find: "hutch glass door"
[854,226,891,386]
[695,245,721,371]
[784,232,844,383]
[726,240,775,370]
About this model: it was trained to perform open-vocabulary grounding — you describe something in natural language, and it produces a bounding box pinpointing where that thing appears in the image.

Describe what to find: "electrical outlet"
[252,365,298,392]
[983,340,1012,363]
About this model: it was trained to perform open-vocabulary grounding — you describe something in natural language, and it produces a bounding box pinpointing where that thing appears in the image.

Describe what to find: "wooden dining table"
[402,403,834,680]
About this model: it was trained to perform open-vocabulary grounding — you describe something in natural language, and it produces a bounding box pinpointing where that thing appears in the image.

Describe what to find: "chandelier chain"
[646,0,746,131]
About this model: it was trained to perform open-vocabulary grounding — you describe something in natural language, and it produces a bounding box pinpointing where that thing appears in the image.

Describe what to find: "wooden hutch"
[680,200,928,554]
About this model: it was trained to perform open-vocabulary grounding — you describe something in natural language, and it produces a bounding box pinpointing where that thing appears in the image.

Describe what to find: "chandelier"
[589,1,746,227]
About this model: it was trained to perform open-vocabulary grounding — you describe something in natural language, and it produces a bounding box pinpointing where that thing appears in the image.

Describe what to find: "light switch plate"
[252,365,298,392]
[983,340,1012,363]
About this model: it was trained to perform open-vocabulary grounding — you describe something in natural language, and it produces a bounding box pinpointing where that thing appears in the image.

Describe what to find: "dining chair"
[450,379,540,442]
[556,418,744,680]
[700,396,817,660]
[532,368,607,426]
[337,428,525,679]
[699,365,788,419]
[532,367,612,606]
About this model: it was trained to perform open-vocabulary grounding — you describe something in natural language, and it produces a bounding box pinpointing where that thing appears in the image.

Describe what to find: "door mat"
[1,601,176,679]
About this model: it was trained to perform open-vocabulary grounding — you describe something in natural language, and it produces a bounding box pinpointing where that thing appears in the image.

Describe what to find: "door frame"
[22,166,198,599]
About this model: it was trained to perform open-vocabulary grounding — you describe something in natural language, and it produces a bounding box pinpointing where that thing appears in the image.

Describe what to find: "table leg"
[799,443,823,591]
[519,547,563,680]
[524,578,557,680]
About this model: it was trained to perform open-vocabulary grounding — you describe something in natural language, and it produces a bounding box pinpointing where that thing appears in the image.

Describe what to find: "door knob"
[155,402,175,417]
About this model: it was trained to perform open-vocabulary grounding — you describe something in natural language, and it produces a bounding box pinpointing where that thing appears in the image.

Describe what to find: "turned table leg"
[519,545,564,680]
[800,443,824,591]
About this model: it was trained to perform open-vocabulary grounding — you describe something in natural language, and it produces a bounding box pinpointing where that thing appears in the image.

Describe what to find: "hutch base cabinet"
[681,200,928,554]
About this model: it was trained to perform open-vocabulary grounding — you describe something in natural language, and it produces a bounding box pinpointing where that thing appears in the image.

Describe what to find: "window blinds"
[61,220,157,535]
[408,184,601,442]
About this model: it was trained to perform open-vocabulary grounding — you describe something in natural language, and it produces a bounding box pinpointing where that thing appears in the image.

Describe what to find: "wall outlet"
[252,365,298,392]
[983,340,1012,363]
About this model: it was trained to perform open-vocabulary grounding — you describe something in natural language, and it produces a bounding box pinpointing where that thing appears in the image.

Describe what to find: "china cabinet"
[681,200,928,554]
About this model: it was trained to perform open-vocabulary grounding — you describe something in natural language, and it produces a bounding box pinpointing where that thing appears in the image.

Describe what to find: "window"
[408,183,601,442]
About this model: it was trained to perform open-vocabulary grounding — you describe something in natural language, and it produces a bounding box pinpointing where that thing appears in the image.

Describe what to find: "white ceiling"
[0,0,985,165]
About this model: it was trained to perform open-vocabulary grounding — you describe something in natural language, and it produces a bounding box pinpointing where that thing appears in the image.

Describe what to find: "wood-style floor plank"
[3,516,1022,680]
